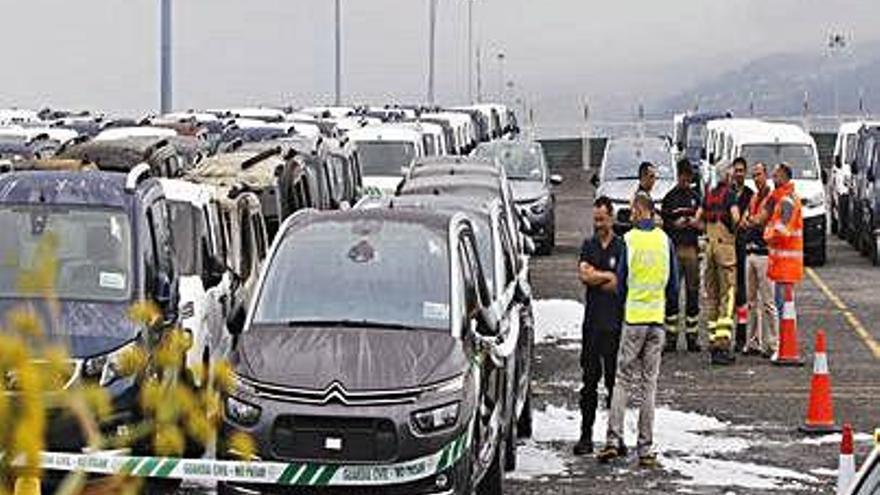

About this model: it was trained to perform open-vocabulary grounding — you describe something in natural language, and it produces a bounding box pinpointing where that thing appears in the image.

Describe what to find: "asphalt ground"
[509,167,880,494]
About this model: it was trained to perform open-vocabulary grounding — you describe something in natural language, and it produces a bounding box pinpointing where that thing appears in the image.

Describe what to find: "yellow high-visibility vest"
[624,227,670,325]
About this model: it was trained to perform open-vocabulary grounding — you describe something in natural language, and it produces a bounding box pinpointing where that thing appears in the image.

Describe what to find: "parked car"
[845,446,880,494]
[831,122,869,238]
[0,134,60,163]
[348,124,425,196]
[593,136,676,235]
[219,208,509,495]
[848,124,880,264]
[159,179,234,386]
[0,165,180,451]
[59,137,186,178]
[672,111,732,186]
[474,140,563,254]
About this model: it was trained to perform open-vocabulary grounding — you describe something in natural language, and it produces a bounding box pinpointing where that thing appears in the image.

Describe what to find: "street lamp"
[335,0,342,106]
[496,52,506,102]
[467,0,474,103]
[159,0,172,114]
[827,31,848,122]
[427,0,438,105]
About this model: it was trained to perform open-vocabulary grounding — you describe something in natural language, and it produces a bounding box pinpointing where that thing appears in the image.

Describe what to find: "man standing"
[731,158,754,352]
[574,196,624,456]
[635,161,657,202]
[741,163,779,357]
[597,194,677,467]
[702,162,741,365]
[764,163,804,363]
[661,159,703,352]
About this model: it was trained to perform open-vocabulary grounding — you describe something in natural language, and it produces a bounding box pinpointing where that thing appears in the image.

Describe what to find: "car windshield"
[740,144,820,180]
[167,200,204,277]
[491,144,547,181]
[253,218,451,331]
[356,141,416,176]
[602,140,674,181]
[0,206,132,302]
[686,123,706,149]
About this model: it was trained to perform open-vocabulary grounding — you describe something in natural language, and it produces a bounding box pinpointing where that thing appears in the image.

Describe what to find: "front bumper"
[516,202,554,242]
[803,214,827,252]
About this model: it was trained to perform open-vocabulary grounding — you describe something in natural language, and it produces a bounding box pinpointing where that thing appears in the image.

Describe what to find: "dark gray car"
[474,141,562,254]
[219,208,509,495]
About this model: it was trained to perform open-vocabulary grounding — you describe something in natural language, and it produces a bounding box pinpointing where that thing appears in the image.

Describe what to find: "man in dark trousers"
[731,157,754,353]
[661,159,703,352]
[574,196,624,456]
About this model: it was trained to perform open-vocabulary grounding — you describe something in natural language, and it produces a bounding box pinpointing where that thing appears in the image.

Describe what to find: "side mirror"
[700,149,707,160]
[475,305,499,337]
[709,152,716,164]
[589,173,600,188]
[834,155,842,169]
[514,278,532,305]
[549,174,563,186]
[676,142,684,152]
[821,169,829,185]
[868,167,875,183]
[519,216,533,235]
[201,240,225,289]
[155,272,177,324]
[227,302,246,337]
[850,161,859,176]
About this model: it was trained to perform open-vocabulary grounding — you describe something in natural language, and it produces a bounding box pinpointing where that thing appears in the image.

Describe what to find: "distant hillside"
[658,40,880,119]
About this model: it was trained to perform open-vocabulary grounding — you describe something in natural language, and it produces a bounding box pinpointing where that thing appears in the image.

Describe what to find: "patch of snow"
[800,432,873,446]
[533,299,583,344]
[509,441,568,480]
[666,457,818,490]
[810,467,838,477]
[557,342,582,352]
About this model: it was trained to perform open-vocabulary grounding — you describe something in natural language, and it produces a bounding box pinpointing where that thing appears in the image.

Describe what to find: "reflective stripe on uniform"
[770,249,803,259]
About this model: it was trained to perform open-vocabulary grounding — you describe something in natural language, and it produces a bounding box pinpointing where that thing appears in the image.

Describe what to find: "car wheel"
[517,383,533,439]
[476,435,505,495]
[811,244,827,267]
[831,211,839,235]
[873,235,880,267]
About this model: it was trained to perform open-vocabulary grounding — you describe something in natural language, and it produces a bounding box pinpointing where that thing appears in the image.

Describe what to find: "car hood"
[234,326,468,391]
[363,176,403,195]
[0,299,139,358]
[597,179,675,203]
[509,180,550,203]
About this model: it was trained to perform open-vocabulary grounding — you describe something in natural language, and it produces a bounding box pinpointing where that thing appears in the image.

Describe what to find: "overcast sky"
[2,0,879,128]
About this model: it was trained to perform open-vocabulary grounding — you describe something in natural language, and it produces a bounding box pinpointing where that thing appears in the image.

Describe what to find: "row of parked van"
[0,102,544,494]
[830,121,880,265]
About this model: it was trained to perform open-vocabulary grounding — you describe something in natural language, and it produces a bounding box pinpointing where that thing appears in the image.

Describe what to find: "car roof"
[347,124,422,142]
[286,206,455,239]
[384,194,495,222]
[158,178,214,205]
[398,174,503,199]
[708,119,814,145]
[186,150,285,189]
[0,170,141,208]
[94,126,177,142]
[410,163,500,181]
[59,138,170,170]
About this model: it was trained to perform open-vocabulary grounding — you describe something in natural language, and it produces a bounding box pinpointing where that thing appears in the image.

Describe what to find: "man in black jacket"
[661,159,703,352]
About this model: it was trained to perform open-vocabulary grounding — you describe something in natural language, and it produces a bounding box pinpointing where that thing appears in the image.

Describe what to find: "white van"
[421,111,474,154]
[704,119,827,265]
[348,124,425,196]
[160,179,234,386]
[831,121,880,238]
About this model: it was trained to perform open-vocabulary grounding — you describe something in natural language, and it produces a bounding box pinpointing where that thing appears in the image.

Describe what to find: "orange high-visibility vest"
[763,182,804,283]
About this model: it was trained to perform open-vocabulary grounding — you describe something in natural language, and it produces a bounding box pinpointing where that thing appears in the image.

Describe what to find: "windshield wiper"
[612,175,641,180]
[284,319,418,331]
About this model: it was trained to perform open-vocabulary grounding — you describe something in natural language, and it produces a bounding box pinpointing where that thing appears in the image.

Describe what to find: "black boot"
[685,333,700,352]
[573,436,593,456]
[664,332,678,353]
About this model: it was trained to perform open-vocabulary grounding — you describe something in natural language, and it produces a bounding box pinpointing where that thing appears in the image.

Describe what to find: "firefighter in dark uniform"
[661,159,703,352]
[701,161,741,365]
[730,157,754,353]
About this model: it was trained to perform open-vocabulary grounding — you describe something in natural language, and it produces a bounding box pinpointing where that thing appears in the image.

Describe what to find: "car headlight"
[82,341,139,387]
[528,196,550,215]
[225,395,262,427]
[430,374,465,395]
[803,192,825,209]
[412,402,460,433]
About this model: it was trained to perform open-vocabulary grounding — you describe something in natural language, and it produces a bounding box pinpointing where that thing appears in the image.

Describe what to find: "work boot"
[638,452,659,468]
[685,333,700,352]
[596,442,627,464]
[573,437,593,456]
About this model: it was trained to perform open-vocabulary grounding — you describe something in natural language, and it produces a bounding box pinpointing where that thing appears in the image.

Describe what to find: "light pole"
[335,0,342,106]
[427,0,437,105]
[476,45,483,103]
[827,32,848,122]
[160,0,172,114]
[467,0,474,103]
[496,52,506,102]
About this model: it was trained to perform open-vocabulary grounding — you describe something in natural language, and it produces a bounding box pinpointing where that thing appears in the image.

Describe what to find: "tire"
[812,246,827,267]
[476,435,505,495]
[872,235,880,267]
[831,211,839,235]
[516,383,533,439]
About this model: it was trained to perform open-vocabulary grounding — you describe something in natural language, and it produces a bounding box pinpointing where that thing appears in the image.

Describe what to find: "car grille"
[271,415,398,463]
[242,377,424,407]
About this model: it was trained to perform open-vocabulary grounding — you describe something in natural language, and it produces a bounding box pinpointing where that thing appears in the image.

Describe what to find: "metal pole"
[476,45,483,102]
[160,0,172,114]
[497,52,505,102]
[467,0,474,103]
[582,99,591,171]
[427,0,437,105]
[335,0,342,106]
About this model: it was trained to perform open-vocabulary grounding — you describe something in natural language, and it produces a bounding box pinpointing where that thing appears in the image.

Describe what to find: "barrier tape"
[35,425,471,487]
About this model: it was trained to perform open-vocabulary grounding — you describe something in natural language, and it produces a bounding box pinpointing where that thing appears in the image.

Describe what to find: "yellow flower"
[128,300,161,326]
[227,432,256,460]
[116,345,148,377]
[156,329,189,370]
[81,385,113,422]
[185,409,213,447]
[6,307,43,339]
[212,360,236,393]
[0,335,29,368]
[139,380,163,413]
[154,425,185,456]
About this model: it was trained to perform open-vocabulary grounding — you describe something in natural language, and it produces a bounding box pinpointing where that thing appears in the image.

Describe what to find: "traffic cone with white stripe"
[799,329,840,434]
[837,423,855,495]
[772,283,804,366]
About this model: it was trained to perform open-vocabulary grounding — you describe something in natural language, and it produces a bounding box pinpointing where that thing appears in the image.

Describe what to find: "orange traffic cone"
[772,283,804,366]
[799,329,840,434]
[837,423,855,495]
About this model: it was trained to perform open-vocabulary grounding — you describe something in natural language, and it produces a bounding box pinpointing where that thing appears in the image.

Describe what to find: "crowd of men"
[575,158,805,464]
